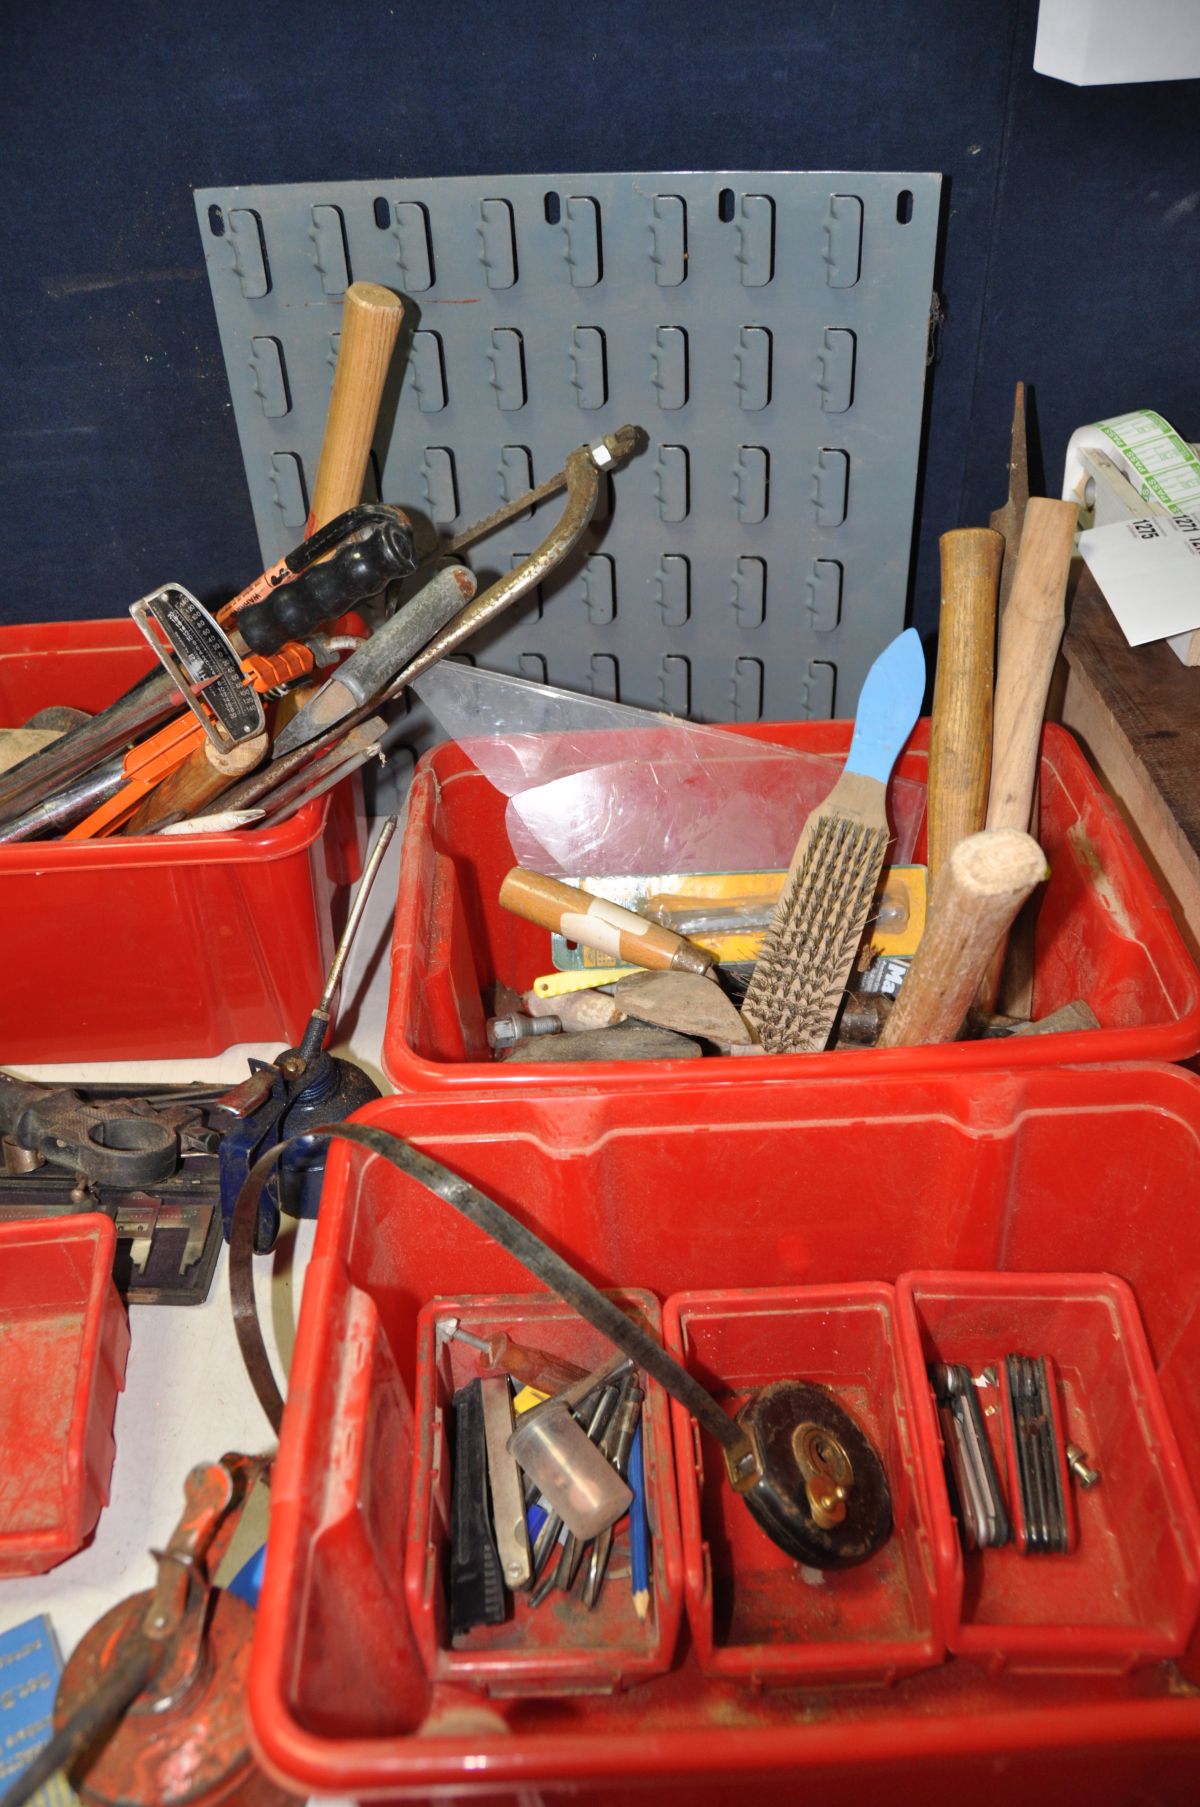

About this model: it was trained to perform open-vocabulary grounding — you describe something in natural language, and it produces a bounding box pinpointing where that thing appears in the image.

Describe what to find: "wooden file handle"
[125,731,268,834]
[985,497,1077,834]
[308,282,404,534]
[498,869,714,976]
[879,829,1048,1047]
[927,528,1002,889]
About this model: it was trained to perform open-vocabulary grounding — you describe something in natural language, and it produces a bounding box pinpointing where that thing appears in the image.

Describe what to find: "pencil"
[629,1423,650,1621]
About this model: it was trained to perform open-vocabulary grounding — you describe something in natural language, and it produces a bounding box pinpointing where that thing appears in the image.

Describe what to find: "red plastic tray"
[0,1214,129,1576]
[663,1284,941,1686]
[0,619,363,1062]
[406,1291,682,1696]
[382,717,1200,1091]
[895,1270,1200,1675]
[251,1063,1200,1803]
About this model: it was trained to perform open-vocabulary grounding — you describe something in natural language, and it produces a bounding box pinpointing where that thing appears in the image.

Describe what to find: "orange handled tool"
[499,869,716,977]
[66,645,316,840]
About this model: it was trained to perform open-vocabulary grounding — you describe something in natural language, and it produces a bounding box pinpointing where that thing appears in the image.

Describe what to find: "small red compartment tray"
[895,1271,1200,1674]
[0,619,362,1062]
[0,1214,129,1576]
[406,1291,682,1696]
[663,1284,941,1686]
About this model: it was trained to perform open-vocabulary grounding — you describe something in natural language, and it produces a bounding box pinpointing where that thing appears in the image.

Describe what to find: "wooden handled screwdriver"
[926,528,1002,890]
[499,870,716,976]
[880,829,1049,1047]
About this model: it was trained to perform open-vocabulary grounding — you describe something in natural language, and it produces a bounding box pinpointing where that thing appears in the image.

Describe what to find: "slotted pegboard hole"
[372,196,390,229]
[717,188,736,224]
[544,191,561,225]
[896,189,914,224]
[207,204,225,237]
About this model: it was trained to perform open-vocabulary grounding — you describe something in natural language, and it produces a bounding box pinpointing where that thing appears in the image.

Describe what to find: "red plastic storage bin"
[252,1063,1200,1803]
[383,717,1200,1092]
[0,619,362,1062]
[0,1214,129,1575]
[662,1284,941,1686]
[895,1270,1200,1676]
[407,1291,682,1696]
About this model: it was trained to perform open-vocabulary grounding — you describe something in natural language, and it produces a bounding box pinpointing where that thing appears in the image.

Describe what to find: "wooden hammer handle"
[985,496,1077,834]
[499,869,713,976]
[879,829,1048,1047]
[124,731,268,834]
[308,282,404,534]
[927,528,1002,887]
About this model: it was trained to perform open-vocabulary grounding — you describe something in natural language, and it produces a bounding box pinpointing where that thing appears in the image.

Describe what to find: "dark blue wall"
[3,0,1198,636]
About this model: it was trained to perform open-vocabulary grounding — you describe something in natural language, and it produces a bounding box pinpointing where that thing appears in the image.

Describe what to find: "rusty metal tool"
[392,429,639,692]
[440,1318,589,1393]
[608,969,753,1046]
[2,1456,287,1807]
[989,383,1050,1017]
[271,563,477,758]
[990,381,1031,617]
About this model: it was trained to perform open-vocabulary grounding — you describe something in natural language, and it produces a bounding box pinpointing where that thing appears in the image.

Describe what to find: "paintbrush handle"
[879,829,1048,1047]
[927,529,1002,888]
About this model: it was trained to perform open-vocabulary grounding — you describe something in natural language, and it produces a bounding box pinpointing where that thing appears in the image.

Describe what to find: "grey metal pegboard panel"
[194,171,940,723]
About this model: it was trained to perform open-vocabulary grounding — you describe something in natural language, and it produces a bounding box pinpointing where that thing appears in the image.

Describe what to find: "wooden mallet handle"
[985,496,1077,835]
[308,282,404,534]
[124,731,268,834]
[927,528,1002,889]
[879,829,1048,1047]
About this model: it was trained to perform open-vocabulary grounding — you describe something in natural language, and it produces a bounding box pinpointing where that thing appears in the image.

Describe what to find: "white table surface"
[1,813,403,1805]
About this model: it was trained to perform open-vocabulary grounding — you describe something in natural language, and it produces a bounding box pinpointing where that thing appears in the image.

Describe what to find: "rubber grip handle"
[927,528,1002,888]
[236,520,416,653]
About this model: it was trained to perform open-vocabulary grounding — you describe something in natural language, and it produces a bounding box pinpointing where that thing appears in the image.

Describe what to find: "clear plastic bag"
[412,664,924,878]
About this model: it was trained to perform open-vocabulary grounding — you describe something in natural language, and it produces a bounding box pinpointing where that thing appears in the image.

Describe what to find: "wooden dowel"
[985,496,1077,835]
[308,282,404,534]
[927,527,1002,889]
[879,829,1048,1047]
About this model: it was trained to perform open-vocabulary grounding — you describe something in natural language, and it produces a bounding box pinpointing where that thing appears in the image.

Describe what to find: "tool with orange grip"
[64,645,319,841]
[0,507,416,840]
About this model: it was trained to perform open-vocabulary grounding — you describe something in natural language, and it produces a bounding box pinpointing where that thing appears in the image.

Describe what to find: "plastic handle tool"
[844,626,926,787]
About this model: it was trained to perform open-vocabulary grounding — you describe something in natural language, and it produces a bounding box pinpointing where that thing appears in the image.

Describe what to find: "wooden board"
[1060,565,1200,963]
